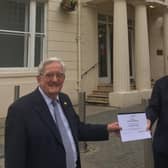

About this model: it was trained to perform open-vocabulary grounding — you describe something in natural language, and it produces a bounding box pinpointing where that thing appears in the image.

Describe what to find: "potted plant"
[61,0,77,12]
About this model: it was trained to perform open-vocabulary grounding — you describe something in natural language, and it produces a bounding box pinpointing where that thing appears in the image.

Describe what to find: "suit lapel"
[33,89,63,146]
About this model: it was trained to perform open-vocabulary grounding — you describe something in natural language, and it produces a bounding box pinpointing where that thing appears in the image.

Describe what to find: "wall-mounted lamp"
[149,5,155,8]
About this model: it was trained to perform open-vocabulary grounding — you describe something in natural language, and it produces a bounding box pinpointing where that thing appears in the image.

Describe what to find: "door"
[98,14,113,84]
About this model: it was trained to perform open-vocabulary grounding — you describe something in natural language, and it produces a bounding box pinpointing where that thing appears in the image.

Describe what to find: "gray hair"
[38,57,65,75]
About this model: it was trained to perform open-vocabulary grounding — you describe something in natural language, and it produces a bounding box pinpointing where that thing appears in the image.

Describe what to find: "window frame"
[0,0,47,73]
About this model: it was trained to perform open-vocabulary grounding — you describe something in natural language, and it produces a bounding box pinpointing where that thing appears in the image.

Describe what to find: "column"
[163,9,168,75]
[113,0,130,92]
[135,3,151,90]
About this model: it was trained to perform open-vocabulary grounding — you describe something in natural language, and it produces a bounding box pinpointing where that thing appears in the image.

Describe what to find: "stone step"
[86,81,137,105]
[86,84,111,105]
[86,96,108,104]
[87,94,108,98]
[97,84,113,91]
[92,90,110,95]
[86,99,108,104]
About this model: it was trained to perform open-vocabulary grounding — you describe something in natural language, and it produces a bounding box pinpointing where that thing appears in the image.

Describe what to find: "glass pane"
[0,0,26,31]
[129,30,133,77]
[0,34,26,67]
[36,3,44,33]
[35,36,43,66]
[98,14,106,22]
[98,23,107,77]
[35,2,44,66]
[109,24,113,82]
[108,16,113,23]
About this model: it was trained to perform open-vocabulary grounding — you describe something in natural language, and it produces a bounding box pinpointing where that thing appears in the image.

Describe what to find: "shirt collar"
[38,86,59,106]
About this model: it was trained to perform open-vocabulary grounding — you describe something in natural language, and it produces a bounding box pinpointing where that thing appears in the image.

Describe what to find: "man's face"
[37,61,65,99]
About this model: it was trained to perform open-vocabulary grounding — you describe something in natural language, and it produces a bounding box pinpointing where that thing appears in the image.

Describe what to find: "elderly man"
[5,57,120,168]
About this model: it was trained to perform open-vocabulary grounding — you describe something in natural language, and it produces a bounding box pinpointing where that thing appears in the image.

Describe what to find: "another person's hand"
[146,119,151,130]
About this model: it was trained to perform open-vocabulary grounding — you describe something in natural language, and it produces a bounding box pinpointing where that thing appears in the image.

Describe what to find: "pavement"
[76,103,148,168]
[0,103,150,168]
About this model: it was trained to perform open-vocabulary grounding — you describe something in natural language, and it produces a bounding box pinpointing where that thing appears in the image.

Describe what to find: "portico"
[84,0,168,107]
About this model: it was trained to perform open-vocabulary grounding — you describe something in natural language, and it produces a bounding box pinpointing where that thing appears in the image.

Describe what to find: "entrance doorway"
[98,14,135,84]
[98,14,113,84]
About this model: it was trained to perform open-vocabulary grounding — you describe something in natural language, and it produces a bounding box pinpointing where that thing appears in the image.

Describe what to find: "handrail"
[81,62,98,79]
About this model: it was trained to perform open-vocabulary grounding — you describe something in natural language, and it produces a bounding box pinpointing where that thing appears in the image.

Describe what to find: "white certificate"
[117,112,151,142]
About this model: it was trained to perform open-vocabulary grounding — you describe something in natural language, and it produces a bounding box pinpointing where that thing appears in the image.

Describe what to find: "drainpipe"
[76,0,87,152]
[77,0,81,93]
[77,0,86,122]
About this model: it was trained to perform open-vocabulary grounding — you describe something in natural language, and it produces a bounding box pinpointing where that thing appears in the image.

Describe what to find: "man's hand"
[107,122,121,133]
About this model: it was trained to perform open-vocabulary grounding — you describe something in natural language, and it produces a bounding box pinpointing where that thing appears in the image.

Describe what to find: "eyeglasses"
[42,72,65,80]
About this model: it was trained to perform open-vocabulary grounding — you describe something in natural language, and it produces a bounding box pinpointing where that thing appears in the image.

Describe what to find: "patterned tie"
[51,100,76,168]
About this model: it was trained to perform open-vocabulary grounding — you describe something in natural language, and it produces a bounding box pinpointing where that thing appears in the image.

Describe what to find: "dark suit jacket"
[5,88,108,168]
[146,76,168,154]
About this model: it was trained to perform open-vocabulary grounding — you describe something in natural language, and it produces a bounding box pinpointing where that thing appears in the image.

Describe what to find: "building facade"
[0,0,167,117]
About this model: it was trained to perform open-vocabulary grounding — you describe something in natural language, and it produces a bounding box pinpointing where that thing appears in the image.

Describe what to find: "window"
[0,0,46,68]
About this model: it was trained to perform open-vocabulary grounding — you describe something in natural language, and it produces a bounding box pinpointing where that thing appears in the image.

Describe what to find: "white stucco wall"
[80,5,98,94]
[47,0,99,102]
[0,72,37,117]
[0,0,166,116]
[149,11,164,81]
[0,0,100,117]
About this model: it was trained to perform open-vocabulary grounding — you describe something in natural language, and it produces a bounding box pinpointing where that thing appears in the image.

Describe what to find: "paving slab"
[80,104,147,168]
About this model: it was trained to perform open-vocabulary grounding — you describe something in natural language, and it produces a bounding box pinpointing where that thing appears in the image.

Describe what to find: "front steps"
[86,82,136,105]
[86,84,113,105]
